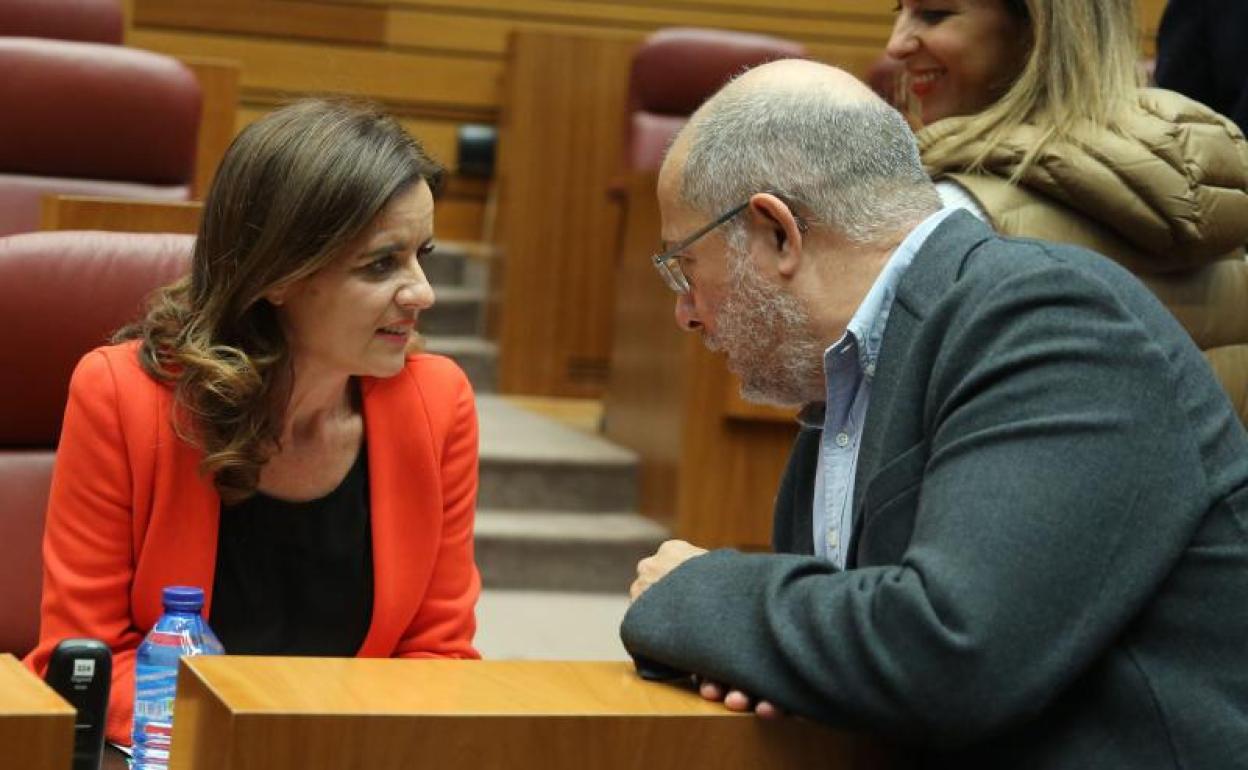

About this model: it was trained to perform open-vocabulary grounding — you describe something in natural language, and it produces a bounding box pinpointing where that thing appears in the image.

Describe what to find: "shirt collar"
[799,207,961,425]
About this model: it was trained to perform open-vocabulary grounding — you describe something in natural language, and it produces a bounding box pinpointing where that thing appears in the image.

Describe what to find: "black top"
[210,448,374,656]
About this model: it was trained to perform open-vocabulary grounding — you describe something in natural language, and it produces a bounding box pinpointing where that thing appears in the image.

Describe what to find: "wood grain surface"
[169,657,900,770]
[0,654,74,770]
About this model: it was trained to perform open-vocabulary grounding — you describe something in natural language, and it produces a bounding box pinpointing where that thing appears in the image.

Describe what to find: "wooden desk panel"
[40,178,488,244]
[170,658,893,770]
[0,654,75,770]
[492,31,636,397]
[41,196,204,234]
[179,56,242,199]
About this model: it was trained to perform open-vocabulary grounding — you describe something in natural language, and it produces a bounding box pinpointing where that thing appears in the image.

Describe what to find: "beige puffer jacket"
[919,88,1248,425]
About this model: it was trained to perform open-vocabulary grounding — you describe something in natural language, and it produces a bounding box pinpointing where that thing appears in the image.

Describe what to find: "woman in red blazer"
[25,99,481,746]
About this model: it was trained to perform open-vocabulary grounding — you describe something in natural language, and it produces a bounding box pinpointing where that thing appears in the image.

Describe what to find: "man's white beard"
[705,250,824,407]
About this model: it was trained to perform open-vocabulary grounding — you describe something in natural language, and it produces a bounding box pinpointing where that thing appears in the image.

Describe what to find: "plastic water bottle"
[132,586,224,769]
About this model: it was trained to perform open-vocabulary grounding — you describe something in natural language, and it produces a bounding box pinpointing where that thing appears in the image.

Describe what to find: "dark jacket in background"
[1155,0,1248,137]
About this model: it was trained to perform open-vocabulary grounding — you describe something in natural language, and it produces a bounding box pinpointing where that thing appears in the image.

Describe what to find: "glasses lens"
[654,256,688,293]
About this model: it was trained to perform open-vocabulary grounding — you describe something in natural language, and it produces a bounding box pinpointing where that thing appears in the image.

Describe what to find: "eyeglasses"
[651,199,750,295]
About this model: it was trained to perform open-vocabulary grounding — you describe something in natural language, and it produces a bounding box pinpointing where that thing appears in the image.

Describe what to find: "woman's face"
[272,181,436,381]
[885,0,1031,125]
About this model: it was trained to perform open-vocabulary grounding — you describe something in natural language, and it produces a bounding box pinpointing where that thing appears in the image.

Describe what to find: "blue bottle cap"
[161,585,205,612]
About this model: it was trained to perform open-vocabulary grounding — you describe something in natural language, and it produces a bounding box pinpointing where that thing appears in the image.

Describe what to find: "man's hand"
[698,679,785,719]
[629,539,708,602]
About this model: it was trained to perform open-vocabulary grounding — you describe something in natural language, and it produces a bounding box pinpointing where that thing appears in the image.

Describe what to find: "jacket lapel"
[847,211,994,566]
[134,390,220,628]
[355,369,441,656]
[773,426,820,555]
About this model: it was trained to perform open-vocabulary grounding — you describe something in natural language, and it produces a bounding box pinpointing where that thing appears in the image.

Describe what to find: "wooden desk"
[170,658,895,770]
[0,653,74,770]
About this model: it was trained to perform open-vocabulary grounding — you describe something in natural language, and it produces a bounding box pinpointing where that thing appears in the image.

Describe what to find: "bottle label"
[134,696,174,721]
[144,629,204,654]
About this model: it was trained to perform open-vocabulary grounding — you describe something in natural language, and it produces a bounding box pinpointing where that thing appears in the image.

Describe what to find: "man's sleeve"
[621,257,1211,746]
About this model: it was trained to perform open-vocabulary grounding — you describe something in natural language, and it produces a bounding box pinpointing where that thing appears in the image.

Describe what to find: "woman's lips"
[908,69,944,98]
[376,321,415,342]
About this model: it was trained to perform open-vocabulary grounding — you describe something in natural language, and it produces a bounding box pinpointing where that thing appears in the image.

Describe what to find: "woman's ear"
[264,284,289,307]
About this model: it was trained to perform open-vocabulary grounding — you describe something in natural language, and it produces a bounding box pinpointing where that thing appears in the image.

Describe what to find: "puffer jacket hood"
[918,88,1248,266]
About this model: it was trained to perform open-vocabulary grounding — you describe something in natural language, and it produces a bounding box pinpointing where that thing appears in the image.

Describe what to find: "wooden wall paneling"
[807,43,891,81]
[492,31,638,396]
[382,0,886,13]
[435,177,491,243]
[40,196,203,234]
[135,0,897,56]
[121,0,134,37]
[603,173,684,523]
[379,0,894,47]
[675,334,797,550]
[235,107,461,171]
[386,8,644,54]
[179,56,242,198]
[135,0,389,47]
[38,181,486,244]
[636,0,882,12]
[127,28,500,116]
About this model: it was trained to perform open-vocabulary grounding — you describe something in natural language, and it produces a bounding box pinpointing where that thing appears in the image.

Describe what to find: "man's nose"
[674,293,701,332]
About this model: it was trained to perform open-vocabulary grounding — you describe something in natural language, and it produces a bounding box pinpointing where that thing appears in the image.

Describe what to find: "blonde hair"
[117,99,443,504]
[919,0,1140,178]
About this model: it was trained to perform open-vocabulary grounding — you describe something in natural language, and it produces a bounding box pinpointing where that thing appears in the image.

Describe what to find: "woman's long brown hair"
[116,99,443,503]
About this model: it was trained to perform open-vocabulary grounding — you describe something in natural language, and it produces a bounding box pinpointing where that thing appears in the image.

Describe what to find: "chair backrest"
[0,0,124,44]
[625,28,806,173]
[0,37,202,237]
[0,230,193,656]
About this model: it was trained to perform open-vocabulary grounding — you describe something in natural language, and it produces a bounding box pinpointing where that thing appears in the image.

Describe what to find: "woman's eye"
[417,243,435,259]
[917,9,952,23]
[363,255,397,277]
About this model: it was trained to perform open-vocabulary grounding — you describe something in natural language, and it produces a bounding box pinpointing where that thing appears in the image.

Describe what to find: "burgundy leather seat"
[625,28,806,172]
[0,230,192,656]
[0,37,201,237]
[0,0,124,44]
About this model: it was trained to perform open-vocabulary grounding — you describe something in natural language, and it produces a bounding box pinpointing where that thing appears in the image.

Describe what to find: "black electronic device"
[44,639,112,770]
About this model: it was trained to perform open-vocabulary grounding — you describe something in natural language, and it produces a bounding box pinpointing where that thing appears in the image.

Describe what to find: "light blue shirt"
[811,207,962,568]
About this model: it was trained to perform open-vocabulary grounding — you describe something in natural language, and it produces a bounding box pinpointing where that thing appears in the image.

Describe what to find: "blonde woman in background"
[887,0,1248,422]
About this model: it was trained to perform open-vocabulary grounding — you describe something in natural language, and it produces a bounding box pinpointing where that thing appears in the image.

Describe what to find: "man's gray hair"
[679,82,940,245]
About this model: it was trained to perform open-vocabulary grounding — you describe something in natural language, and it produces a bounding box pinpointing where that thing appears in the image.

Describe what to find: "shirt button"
[835,432,850,447]
[865,363,876,377]
[827,530,840,549]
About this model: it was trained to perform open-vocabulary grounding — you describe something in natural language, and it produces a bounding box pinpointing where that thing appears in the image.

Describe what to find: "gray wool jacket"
[620,212,1248,769]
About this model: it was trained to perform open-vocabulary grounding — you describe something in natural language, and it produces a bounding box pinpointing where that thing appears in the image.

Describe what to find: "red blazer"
[25,341,481,744]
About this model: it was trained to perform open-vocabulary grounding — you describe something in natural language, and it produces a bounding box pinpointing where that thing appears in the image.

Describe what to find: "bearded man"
[620,59,1248,769]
